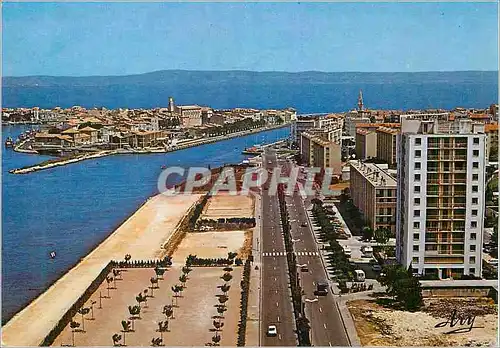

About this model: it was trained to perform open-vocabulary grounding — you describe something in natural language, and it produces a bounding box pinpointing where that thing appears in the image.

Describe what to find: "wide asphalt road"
[283,160,350,347]
[260,148,297,346]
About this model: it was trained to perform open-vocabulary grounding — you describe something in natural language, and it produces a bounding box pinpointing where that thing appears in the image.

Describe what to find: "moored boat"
[5,137,14,147]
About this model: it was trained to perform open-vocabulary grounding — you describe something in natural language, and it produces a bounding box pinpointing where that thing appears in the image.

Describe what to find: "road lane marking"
[276,302,279,307]
[277,316,280,322]
[319,307,322,313]
[279,334,282,340]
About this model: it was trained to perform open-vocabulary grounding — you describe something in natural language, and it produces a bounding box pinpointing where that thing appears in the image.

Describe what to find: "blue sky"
[2,2,498,76]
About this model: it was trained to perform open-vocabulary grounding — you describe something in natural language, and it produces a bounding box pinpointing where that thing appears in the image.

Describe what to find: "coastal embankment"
[8,122,290,174]
[1,193,201,346]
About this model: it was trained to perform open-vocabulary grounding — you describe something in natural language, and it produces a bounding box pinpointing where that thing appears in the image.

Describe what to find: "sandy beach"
[1,193,201,346]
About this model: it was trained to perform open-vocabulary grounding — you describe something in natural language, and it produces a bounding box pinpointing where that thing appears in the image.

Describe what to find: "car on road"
[267,325,278,337]
[301,223,307,227]
[488,258,498,267]
[300,265,309,272]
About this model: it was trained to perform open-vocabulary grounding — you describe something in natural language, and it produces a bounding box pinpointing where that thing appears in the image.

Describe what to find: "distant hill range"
[2,70,498,112]
[4,70,498,87]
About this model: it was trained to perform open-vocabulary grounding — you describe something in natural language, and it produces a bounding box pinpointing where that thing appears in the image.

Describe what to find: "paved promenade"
[1,194,200,346]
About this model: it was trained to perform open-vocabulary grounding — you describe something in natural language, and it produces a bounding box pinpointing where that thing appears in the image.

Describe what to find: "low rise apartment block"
[301,131,342,176]
[355,128,377,160]
[376,126,399,166]
[349,161,397,234]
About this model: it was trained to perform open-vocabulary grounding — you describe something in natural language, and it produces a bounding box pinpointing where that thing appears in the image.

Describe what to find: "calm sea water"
[1,125,290,322]
[3,82,498,112]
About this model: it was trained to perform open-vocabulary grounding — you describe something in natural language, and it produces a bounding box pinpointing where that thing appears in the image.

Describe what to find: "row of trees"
[236,259,252,346]
[311,199,354,283]
[206,119,268,137]
[197,217,256,230]
[206,267,234,346]
[185,253,243,267]
[189,194,210,229]
[277,184,311,346]
[111,261,191,346]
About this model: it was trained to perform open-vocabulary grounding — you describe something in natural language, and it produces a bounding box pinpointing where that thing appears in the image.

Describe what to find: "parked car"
[372,264,382,272]
[300,265,309,272]
[267,325,278,337]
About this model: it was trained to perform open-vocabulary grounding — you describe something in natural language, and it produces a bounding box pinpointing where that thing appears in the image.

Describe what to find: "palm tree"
[171,286,179,307]
[218,295,228,308]
[113,268,122,281]
[155,267,166,280]
[150,277,159,297]
[89,300,97,320]
[221,273,232,284]
[181,266,192,277]
[179,274,187,288]
[216,305,227,318]
[211,332,221,346]
[77,307,90,332]
[219,284,230,296]
[136,292,147,308]
[69,321,80,346]
[121,320,132,346]
[151,337,163,347]
[157,320,169,341]
[163,305,174,320]
[112,333,122,347]
[213,320,224,332]
[128,305,141,330]
[124,254,132,263]
[143,289,149,307]
[227,252,237,260]
[106,276,114,297]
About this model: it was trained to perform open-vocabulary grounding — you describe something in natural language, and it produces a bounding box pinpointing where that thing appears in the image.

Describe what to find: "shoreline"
[0,195,153,326]
[1,193,201,346]
[8,122,290,174]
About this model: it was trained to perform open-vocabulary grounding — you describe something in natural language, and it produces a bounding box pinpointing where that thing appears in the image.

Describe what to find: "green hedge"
[237,259,252,346]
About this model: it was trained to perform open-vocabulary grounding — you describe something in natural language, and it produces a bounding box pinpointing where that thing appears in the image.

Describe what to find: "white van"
[343,246,352,258]
[354,269,365,282]
[361,246,373,258]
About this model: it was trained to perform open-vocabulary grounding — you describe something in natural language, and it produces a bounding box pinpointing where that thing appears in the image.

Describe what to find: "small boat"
[4,137,13,147]
[161,165,167,169]
[50,251,56,259]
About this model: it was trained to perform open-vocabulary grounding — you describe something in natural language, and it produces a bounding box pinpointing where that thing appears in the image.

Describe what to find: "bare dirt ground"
[51,267,242,346]
[201,194,254,219]
[172,231,247,264]
[2,194,200,346]
[348,298,498,347]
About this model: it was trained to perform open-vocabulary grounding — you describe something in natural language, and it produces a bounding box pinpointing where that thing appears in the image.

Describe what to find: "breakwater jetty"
[9,123,290,174]
[9,151,115,174]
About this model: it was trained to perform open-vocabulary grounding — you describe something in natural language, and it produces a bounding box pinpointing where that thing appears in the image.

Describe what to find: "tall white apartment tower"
[396,116,486,279]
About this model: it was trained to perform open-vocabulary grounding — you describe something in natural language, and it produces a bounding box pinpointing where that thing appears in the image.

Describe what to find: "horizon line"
[4,69,499,79]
